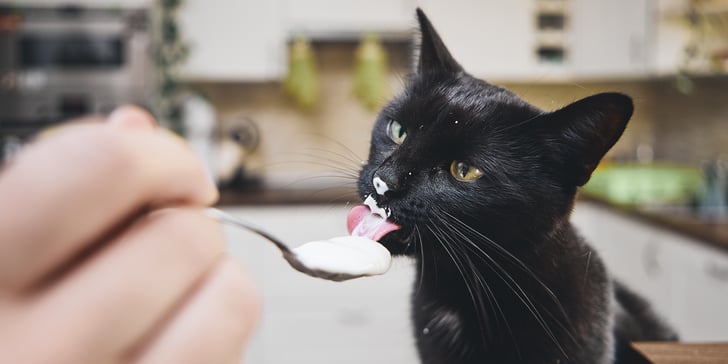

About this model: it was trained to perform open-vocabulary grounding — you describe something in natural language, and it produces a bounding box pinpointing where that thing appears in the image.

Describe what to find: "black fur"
[356,9,677,364]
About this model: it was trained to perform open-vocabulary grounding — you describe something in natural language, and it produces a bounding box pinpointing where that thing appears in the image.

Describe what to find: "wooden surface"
[633,342,728,364]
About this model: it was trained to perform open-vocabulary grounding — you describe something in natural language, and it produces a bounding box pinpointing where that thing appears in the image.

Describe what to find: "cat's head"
[357,9,632,254]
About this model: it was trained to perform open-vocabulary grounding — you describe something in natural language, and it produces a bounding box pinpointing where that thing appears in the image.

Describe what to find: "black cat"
[355,9,677,364]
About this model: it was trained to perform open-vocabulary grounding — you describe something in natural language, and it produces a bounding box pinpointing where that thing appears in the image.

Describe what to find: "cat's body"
[356,9,677,364]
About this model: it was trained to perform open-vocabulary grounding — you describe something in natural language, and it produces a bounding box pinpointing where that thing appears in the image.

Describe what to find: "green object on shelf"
[352,34,388,111]
[582,163,703,205]
[284,36,319,110]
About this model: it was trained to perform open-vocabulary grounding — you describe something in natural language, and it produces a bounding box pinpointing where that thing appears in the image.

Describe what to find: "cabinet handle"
[705,260,728,282]
[629,34,644,66]
[642,241,661,277]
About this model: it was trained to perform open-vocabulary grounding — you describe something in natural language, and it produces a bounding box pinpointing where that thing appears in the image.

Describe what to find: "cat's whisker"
[248,146,361,175]
[583,250,593,289]
[440,210,570,324]
[312,190,362,205]
[452,224,574,339]
[300,177,355,190]
[434,210,569,357]
[466,250,523,359]
[474,269,521,359]
[299,132,366,164]
[242,159,355,178]
[414,224,426,298]
[427,221,491,352]
[432,208,574,355]
[431,214,521,354]
[432,214,521,357]
[297,148,364,170]
[497,111,547,133]
[273,164,360,182]
[277,156,361,178]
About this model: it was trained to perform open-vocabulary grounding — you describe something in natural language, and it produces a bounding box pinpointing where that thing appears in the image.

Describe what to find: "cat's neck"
[414,220,588,306]
[412,221,607,363]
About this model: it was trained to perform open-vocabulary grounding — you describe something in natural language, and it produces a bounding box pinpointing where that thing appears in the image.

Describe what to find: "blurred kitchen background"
[1,0,727,363]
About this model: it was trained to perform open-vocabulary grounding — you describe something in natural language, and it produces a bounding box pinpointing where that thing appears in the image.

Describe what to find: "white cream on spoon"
[291,236,392,277]
[207,199,399,281]
[291,196,400,280]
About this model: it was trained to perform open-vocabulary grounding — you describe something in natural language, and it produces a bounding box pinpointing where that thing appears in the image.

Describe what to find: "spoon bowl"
[204,208,384,282]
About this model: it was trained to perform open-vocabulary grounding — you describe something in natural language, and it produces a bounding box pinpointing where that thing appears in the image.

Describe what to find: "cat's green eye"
[387,120,407,144]
[450,161,484,182]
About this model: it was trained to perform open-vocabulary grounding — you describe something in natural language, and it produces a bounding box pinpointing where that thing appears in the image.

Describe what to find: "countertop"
[632,342,728,364]
[578,193,728,254]
[217,186,360,206]
[216,187,728,253]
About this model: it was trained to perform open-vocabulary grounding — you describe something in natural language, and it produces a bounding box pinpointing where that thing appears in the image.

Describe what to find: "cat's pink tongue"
[347,205,400,241]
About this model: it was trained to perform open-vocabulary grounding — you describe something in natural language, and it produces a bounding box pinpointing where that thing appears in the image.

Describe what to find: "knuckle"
[143,208,226,260]
[80,129,139,179]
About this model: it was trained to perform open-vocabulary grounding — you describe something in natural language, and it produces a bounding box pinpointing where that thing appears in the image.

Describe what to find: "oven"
[0,5,153,161]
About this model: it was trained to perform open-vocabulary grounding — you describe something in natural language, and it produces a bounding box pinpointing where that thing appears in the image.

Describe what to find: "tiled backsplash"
[196,42,411,186]
[650,77,728,164]
[196,43,728,185]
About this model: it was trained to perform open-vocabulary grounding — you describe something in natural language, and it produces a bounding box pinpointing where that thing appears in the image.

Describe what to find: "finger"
[0,124,217,290]
[107,105,157,131]
[33,115,105,140]
[130,259,260,364]
[10,209,225,363]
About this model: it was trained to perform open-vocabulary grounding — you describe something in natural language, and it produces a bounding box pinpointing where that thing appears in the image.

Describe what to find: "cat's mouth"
[346,195,401,242]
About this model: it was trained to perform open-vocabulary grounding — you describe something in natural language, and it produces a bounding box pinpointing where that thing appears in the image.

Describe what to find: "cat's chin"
[345,195,419,255]
[377,229,416,256]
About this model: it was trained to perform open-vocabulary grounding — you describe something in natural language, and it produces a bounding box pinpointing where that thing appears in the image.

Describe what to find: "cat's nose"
[373,176,389,195]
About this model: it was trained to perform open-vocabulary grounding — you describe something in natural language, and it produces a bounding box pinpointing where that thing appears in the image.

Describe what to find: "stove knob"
[1,71,17,91]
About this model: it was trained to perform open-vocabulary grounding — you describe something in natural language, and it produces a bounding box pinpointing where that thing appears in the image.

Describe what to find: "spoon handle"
[204,208,293,254]
[205,208,370,282]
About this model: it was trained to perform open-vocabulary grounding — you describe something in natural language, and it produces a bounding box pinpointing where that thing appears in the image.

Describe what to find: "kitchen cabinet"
[571,202,675,318]
[169,0,710,82]
[653,0,693,76]
[651,0,728,76]
[3,0,151,6]
[177,0,286,81]
[570,0,651,79]
[664,230,728,341]
[282,0,416,39]
[221,205,419,364]
[572,201,728,341]
[418,0,655,81]
[417,0,540,82]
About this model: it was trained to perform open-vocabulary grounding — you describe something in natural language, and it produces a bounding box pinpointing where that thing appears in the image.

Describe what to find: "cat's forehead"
[392,75,538,131]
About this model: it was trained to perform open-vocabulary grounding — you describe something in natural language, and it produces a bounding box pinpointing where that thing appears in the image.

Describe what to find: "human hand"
[0,107,260,364]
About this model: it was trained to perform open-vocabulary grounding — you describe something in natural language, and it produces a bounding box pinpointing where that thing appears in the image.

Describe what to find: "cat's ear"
[539,92,633,186]
[416,8,462,74]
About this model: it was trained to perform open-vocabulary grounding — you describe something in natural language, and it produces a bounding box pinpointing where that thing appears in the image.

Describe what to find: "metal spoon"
[204,208,371,282]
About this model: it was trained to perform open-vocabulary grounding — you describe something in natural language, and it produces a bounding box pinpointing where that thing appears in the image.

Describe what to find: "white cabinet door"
[221,205,419,364]
[572,201,728,341]
[570,0,651,79]
[418,0,538,81]
[572,202,675,320]
[659,230,728,341]
[283,0,416,37]
[178,0,285,81]
[653,0,692,76]
[416,0,654,82]
[5,0,152,6]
